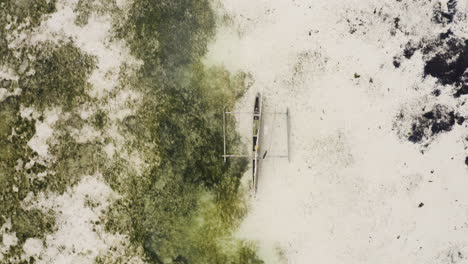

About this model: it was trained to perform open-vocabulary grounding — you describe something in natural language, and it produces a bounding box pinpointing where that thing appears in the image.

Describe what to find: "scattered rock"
[423,38,468,90]
[433,0,457,25]
[405,104,463,143]
[403,43,418,59]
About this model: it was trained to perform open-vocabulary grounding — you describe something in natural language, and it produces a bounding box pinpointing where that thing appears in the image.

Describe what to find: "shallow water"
[0,0,263,263]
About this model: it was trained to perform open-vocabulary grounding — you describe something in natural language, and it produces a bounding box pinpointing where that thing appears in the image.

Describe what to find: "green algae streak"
[0,0,263,263]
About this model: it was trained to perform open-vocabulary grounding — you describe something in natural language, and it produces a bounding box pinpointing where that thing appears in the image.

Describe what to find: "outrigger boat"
[252,93,262,191]
[222,93,290,194]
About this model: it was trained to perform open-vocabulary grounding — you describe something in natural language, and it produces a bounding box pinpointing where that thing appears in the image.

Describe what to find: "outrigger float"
[222,93,290,194]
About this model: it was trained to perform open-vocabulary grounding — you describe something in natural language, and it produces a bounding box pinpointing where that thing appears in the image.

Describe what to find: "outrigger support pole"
[225,111,288,115]
[222,103,291,166]
[223,107,226,163]
[222,155,252,158]
[287,108,291,163]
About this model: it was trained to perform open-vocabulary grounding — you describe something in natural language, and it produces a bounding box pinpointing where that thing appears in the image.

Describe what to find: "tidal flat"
[4,0,468,263]
[0,0,263,263]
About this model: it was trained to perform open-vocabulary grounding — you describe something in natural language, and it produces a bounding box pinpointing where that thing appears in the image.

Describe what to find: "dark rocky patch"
[393,5,467,167]
[433,0,457,25]
[418,202,424,208]
[399,29,468,98]
[393,57,401,68]
[420,31,468,98]
[394,17,400,30]
[454,85,468,97]
[403,42,418,59]
[390,17,402,36]
[440,29,453,40]
[406,105,464,143]
[423,38,468,86]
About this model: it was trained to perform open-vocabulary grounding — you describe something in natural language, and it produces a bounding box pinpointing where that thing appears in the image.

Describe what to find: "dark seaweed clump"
[400,29,468,98]
[423,36,468,98]
[398,0,468,98]
[433,0,457,25]
[406,105,465,143]
[393,1,467,168]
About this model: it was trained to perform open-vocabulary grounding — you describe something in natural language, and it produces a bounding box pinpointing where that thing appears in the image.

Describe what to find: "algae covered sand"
[0,0,263,263]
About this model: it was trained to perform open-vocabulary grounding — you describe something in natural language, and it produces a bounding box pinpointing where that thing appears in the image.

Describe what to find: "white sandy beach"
[206,0,468,263]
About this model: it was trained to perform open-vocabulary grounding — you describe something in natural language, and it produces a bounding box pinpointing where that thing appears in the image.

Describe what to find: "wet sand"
[206,0,468,263]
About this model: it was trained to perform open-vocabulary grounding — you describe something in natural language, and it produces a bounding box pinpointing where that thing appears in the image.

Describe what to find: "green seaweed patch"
[73,0,122,27]
[5,39,100,196]
[11,208,55,243]
[0,97,37,209]
[103,61,260,262]
[19,41,96,111]
[0,1,118,261]
[48,133,107,194]
[44,109,110,194]
[92,109,109,130]
[114,0,216,70]
[74,0,93,27]
[0,0,56,27]
[129,63,250,189]
[0,98,55,260]
[95,242,146,264]
[0,0,57,63]
[0,0,264,262]
[181,185,262,264]
[98,0,264,262]
[1,209,55,263]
